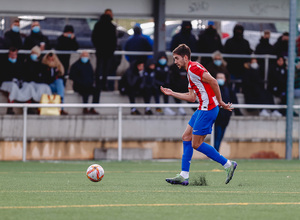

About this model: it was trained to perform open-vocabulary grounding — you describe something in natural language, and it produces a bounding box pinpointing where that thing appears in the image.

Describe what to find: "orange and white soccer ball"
[86,164,104,182]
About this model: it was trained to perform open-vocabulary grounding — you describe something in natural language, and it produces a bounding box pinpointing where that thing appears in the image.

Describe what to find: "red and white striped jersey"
[187,61,219,110]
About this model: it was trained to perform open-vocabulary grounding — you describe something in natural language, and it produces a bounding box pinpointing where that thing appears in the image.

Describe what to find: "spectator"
[214,72,232,152]
[206,51,230,80]
[255,30,274,55]
[169,63,188,115]
[267,56,287,115]
[170,21,197,60]
[69,51,99,115]
[206,51,242,116]
[23,46,52,105]
[140,58,156,115]
[92,9,117,92]
[242,58,282,117]
[224,24,252,91]
[41,51,68,115]
[197,21,223,66]
[273,32,289,57]
[23,21,50,51]
[124,24,152,63]
[4,19,23,49]
[0,47,37,114]
[0,36,5,62]
[155,51,176,115]
[56,25,79,82]
[295,58,300,99]
[123,60,144,115]
[255,30,275,78]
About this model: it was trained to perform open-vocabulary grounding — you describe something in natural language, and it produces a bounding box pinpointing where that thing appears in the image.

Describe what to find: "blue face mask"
[158,58,167,66]
[30,54,38,61]
[214,60,222,66]
[12,25,20,33]
[8,57,17,63]
[32,26,40,33]
[217,79,225,86]
[81,57,89,63]
[67,34,72,38]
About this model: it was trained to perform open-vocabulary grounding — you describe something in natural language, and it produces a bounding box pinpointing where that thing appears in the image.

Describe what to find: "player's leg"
[165,111,198,186]
[192,107,237,184]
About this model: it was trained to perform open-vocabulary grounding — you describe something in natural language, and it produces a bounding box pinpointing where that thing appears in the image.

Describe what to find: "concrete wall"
[0,140,299,161]
[0,91,299,161]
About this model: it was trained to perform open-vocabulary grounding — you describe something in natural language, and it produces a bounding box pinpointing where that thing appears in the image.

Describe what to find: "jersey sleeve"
[189,64,205,80]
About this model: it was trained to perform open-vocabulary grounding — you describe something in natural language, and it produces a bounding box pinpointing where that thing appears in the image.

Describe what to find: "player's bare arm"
[201,71,234,111]
[160,86,196,102]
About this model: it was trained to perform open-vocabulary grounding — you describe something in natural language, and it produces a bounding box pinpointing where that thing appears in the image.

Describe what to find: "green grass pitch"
[0,160,300,220]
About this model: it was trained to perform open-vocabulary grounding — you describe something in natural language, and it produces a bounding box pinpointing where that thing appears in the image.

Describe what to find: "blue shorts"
[188,106,219,136]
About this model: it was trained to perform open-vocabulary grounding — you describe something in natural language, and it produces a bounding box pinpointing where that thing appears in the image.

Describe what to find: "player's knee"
[192,141,204,150]
[182,134,192,142]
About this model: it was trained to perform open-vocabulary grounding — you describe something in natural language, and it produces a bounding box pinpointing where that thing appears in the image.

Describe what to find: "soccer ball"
[86,164,104,182]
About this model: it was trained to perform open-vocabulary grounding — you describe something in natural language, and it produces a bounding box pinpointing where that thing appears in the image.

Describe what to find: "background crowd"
[0,9,298,119]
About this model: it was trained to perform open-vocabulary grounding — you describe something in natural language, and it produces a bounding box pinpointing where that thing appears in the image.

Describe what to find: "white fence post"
[118,106,123,161]
[22,106,27,162]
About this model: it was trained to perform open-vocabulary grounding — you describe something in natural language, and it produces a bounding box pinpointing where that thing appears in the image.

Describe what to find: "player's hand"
[220,102,234,111]
[160,86,173,96]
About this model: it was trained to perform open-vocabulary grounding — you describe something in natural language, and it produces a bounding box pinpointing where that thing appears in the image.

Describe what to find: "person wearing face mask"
[4,19,23,50]
[69,51,99,115]
[206,51,230,80]
[206,51,243,116]
[242,58,282,117]
[214,72,232,152]
[154,52,176,115]
[23,21,50,51]
[0,47,37,114]
[224,24,252,92]
[56,25,79,84]
[23,46,52,112]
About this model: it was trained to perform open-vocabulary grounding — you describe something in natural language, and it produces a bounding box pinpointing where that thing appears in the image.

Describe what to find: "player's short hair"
[172,44,191,60]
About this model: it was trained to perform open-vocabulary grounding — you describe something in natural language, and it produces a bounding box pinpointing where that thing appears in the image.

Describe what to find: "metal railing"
[0,49,277,85]
[0,102,298,162]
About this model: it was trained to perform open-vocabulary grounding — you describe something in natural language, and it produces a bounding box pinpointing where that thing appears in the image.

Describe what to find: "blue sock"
[196,142,227,166]
[181,141,193,172]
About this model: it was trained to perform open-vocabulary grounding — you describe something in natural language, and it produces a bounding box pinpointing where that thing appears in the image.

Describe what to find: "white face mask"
[250,62,259,69]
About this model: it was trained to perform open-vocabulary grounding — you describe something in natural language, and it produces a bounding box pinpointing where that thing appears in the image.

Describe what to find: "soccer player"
[161,44,237,185]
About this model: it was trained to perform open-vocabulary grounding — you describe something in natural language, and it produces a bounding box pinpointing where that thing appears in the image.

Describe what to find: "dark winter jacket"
[23,31,50,50]
[91,14,117,57]
[170,21,197,52]
[267,63,287,98]
[0,56,23,84]
[69,59,94,88]
[215,85,232,127]
[242,65,274,105]
[140,59,156,90]
[4,30,23,49]
[273,36,288,57]
[255,37,274,55]
[206,61,230,84]
[23,57,46,83]
[224,26,252,78]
